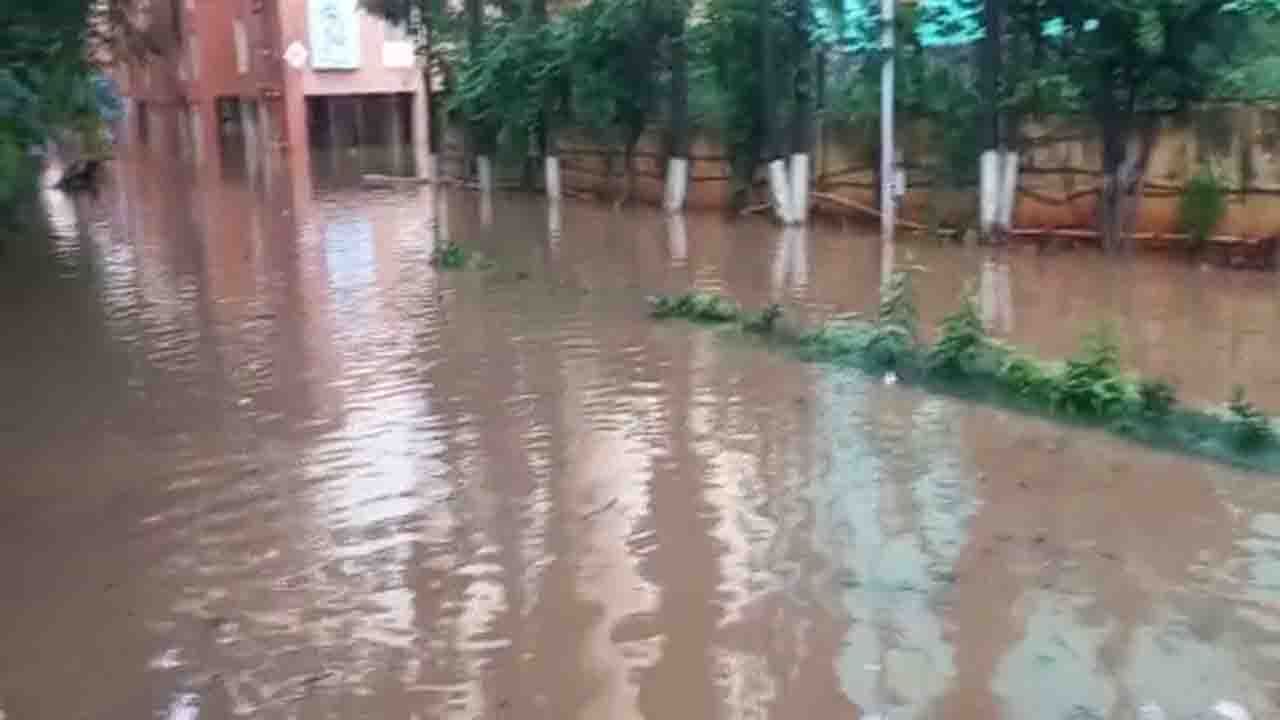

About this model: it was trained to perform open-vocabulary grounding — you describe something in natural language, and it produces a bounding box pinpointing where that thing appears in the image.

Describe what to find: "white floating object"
[1137,702,1166,720]
[1210,701,1251,720]
[883,371,898,386]
[165,693,200,720]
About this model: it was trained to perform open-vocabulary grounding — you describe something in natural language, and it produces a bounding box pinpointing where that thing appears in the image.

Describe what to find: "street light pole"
[880,0,895,248]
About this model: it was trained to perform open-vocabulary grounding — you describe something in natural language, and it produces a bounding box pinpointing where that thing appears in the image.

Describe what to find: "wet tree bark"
[529,0,560,196]
[1095,69,1156,254]
[1098,123,1155,254]
[664,5,690,212]
[815,47,826,182]
[788,0,813,223]
[465,0,496,185]
[979,0,1005,242]
[761,0,790,222]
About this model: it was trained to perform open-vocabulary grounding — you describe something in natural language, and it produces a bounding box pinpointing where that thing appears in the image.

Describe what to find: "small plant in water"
[431,241,469,269]
[799,320,876,359]
[928,290,986,376]
[1228,385,1274,450]
[867,271,920,366]
[998,353,1058,403]
[742,303,783,334]
[649,292,739,322]
[1052,325,1132,418]
[1137,378,1177,420]
[1177,169,1227,252]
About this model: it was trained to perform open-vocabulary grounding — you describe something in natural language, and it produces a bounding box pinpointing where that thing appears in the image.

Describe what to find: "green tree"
[1008,0,1280,250]
[1,0,132,222]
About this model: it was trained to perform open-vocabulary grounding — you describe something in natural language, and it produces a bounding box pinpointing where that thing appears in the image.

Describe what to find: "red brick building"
[114,0,430,180]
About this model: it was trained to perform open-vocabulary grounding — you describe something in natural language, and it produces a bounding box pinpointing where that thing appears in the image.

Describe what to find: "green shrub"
[431,242,470,269]
[430,242,495,270]
[928,291,987,376]
[869,271,920,367]
[1177,169,1227,251]
[1137,379,1178,420]
[649,292,740,322]
[1051,326,1134,418]
[742,303,783,334]
[1228,385,1274,450]
[799,321,877,359]
[997,354,1058,403]
[878,271,919,343]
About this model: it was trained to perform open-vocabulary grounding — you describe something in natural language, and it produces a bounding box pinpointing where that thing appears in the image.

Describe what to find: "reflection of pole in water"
[880,236,896,287]
[771,226,810,299]
[979,256,1014,334]
[666,214,687,267]
[432,186,450,250]
[480,187,494,228]
[547,199,562,255]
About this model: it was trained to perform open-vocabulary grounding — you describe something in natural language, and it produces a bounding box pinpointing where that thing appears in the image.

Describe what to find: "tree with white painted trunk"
[663,0,690,213]
[760,0,793,223]
[788,0,815,224]
[1002,0,1280,252]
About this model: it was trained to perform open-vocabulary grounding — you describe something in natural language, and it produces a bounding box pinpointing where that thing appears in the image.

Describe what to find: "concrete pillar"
[259,100,275,175]
[353,95,367,156]
[411,76,431,181]
[325,97,341,175]
[386,94,406,175]
[240,98,260,182]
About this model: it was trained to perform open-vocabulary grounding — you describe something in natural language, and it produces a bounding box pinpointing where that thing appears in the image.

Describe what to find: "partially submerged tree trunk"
[465,0,493,191]
[787,0,813,224]
[1095,66,1157,254]
[664,7,690,213]
[618,123,643,207]
[1097,118,1156,253]
[532,0,561,199]
[760,0,791,223]
[978,0,1005,241]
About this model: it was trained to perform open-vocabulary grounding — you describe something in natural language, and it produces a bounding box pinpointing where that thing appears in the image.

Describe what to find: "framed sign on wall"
[309,0,361,70]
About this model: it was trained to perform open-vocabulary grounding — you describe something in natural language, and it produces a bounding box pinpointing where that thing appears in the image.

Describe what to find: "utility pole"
[880,0,895,246]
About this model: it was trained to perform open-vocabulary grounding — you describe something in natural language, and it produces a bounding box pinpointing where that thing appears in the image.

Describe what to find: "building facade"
[114,0,429,180]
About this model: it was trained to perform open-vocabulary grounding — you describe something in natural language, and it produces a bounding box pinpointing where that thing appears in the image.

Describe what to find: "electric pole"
[880,0,895,246]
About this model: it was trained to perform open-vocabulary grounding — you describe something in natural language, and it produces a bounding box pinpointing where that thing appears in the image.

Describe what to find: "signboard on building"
[308,0,361,70]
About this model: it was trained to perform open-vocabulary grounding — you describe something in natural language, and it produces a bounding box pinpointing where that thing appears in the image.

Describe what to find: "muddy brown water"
[3,155,1280,720]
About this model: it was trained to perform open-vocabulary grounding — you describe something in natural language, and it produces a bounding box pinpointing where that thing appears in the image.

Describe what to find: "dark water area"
[2,154,1280,720]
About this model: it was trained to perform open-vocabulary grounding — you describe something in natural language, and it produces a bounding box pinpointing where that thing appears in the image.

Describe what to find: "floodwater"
[3,151,1280,720]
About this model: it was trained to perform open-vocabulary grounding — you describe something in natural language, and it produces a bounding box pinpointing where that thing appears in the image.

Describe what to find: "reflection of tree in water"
[812,377,977,719]
[944,408,1268,719]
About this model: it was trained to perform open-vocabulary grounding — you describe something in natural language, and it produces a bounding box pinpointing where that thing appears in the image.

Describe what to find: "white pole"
[880,0,895,246]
